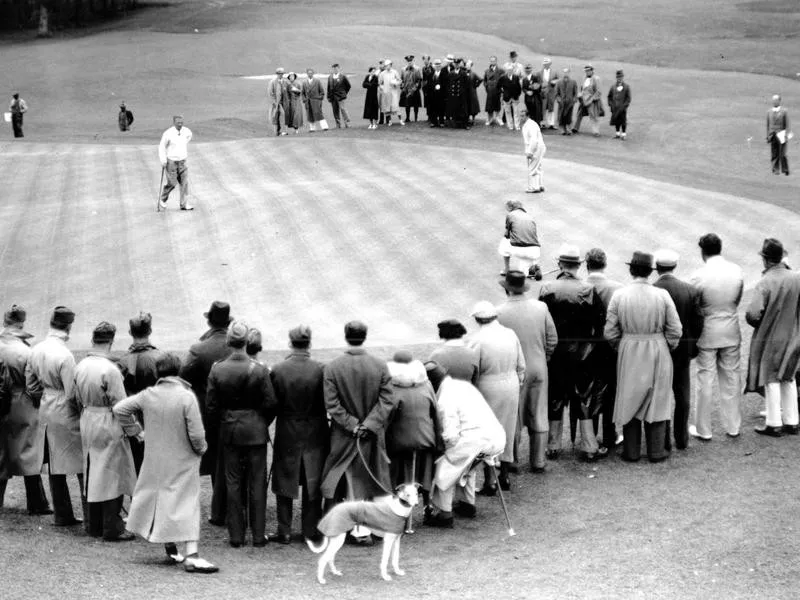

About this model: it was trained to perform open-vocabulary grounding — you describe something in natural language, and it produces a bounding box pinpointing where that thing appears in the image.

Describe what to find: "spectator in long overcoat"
[555,68,578,135]
[385,352,439,504]
[362,67,380,129]
[483,56,504,126]
[428,319,478,383]
[269,325,329,545]
[179,300,232,525]
[469,301,525,493]
[496,272,557,473]
[746,238,800,436]
[114,353,218,574]
[319,321,396,544]
[284,73,304,133]
[0,305,50,514]
[465,60,482,125]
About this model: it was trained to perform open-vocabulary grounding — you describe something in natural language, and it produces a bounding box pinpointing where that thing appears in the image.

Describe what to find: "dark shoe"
[725,432,741,439]
[498,477,511,491]
[424,511,454,528]
[531,187,544,194]
[229,541,242,548]
[506,464,519,474]
[346,533,373,547]
[208,518,225,527]
[571,128,578,134]
[453,502,477,518]
[29,507,54,516]
[530,465,546,474]
[105,531,136,542]
[620,454,640,463]
[545,449,560,460]
[476,484,497,497]
[266,533,291,545]
[755,424,784,437]
[782,424,800,435]
[253,537,270,547]
[649,455,669,464]
[54,518,83,527]
[596,446,610,458]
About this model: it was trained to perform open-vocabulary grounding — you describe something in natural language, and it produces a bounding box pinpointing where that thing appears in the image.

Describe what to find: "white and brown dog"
[306,483,420,584]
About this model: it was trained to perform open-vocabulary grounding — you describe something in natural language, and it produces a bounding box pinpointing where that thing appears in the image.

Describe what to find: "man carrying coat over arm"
[319,321,396,545]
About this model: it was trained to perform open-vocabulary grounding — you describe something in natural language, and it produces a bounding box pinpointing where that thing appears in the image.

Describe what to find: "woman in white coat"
[378,59,401,126]
[113,353,218,573]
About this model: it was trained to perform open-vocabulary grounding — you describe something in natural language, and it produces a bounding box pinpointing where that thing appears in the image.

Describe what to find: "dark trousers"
[621,419,669,462]
[86,495,126,539]
[49,473,86,525]
[130,438,144,476]
[210,441,227,523]
[671,363,691,450]
[12,113,23,138]
[771,137,789,174]
[24,475,51,512]
[160,159,189,205]
[276,462,322,539]
[224,443,267,545]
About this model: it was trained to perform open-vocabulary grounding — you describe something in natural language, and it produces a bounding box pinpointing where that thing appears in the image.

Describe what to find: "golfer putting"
[158,115,194,211]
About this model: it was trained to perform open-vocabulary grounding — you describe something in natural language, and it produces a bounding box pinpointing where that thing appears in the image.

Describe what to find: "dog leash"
[356,436,395,496]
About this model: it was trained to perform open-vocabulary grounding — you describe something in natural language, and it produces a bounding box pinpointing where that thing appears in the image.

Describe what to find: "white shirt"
[689,255,744,349]
[158,125,193,164]
[522,119,545,156]
[542,67,551,84]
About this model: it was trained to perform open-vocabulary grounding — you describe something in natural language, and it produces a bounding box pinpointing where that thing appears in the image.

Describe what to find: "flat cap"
[471,301,498,319]
[129,311,152,336]
[51,306,75,326]
[227,319,249,344]
[92,321,117,344]
[654,249,679,268]
[584,64,594,70]
[392,350,413,364]
[543,57,552,64]
[344,320,368,342]
[289,324,312,343]
[4,304,26,325]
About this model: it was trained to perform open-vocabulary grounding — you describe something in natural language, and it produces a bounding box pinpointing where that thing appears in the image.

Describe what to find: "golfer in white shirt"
[158,115,193,210]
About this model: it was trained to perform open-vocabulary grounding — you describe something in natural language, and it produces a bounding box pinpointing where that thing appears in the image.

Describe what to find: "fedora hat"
[759,238,786,262]
[499,270,530,293]
[626,251,654,269]
[204,301,232,327]
[557,243,583,265]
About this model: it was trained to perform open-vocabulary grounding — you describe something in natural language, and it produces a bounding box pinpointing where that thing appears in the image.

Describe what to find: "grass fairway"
[1,1,800,599]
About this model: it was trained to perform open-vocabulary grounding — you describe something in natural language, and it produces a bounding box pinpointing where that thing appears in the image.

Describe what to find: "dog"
[305,483,419,584]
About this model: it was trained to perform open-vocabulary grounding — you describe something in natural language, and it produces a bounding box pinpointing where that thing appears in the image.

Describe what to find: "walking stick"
[405,450,417,534]
[488,462,515,537]
[156,166,165,212]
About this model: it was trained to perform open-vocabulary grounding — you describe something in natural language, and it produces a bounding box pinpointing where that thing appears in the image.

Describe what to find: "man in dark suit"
[427,58,446,128]
[521,64,543,125]
[584,248,624,455]
[179,300,233,524]
[498,65,522,130]
[319,321,396,545]
[327,63,352,128]
[421,55,434,122]
[206,320,276,547]
[653,249,704,450]
[766,94,791,175]
[268,325,329,545]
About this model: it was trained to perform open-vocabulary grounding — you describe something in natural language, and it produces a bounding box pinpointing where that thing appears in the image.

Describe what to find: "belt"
[622,333,663,340]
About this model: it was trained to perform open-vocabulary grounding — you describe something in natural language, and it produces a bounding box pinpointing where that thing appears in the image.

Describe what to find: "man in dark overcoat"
[483,55,504,126]
[421,55,434,120]
[268,325,329,545]
[555,68,578,135]
[653,250,704,450]
[207,320,276,547]
[117,312,164,474]
[320,321,395,544]
[179,300,233,525]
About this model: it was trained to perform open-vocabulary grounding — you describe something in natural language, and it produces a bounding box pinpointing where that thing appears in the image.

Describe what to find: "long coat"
[496,295,558,433]
[421,63,434,108]
[74,353,136,502]
[466,71,481,117]
[540,67,558,111]
[0,328,41,476]
[285,79,305,129]
[745,265,800,391]
[362,73,379,120]
[302,77,326,122]
[320,347,396,500]
[522,73,543,124]
[399,65,422,108]
[605,280,683,426]
[26,330,82,475]
[378,68,401,113]
[579,73,603,117]
[483,65,503,112]
[445,68,470,120]
[269,350,329,499]
[113,377,207,543]
[385,360,438,491]
[653,273,704,368]
[555,77,578,127]
[428,341,478,384]
[469,320,525,462]
[179,326,230,476]
[607,81,631,127]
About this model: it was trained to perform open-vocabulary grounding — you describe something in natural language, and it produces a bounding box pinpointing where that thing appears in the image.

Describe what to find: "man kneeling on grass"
[114,353,218,573]
[423,362,505,528]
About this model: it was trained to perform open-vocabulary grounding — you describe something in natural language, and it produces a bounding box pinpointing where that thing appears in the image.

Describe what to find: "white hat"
[556,244,583,264]
[471,301,498,319]
[543,57,552,64]
[654,248,680,268]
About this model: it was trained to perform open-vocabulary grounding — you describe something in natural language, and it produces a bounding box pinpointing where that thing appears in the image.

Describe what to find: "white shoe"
[688,425,712,441]
[180,204,194,211]
[615,132,621,138]
[158,200,167,210]
[183,556,218,574]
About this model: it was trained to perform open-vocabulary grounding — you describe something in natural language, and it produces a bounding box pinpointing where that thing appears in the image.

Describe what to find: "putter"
[405,450,417,534]
[488,462,515,537]
[156,166,165,212]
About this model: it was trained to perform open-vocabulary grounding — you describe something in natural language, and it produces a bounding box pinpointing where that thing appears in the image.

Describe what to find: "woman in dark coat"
[284,72,304,133]
[385,353,439,503]
[465,60,482,125]
[362,67,380,129]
